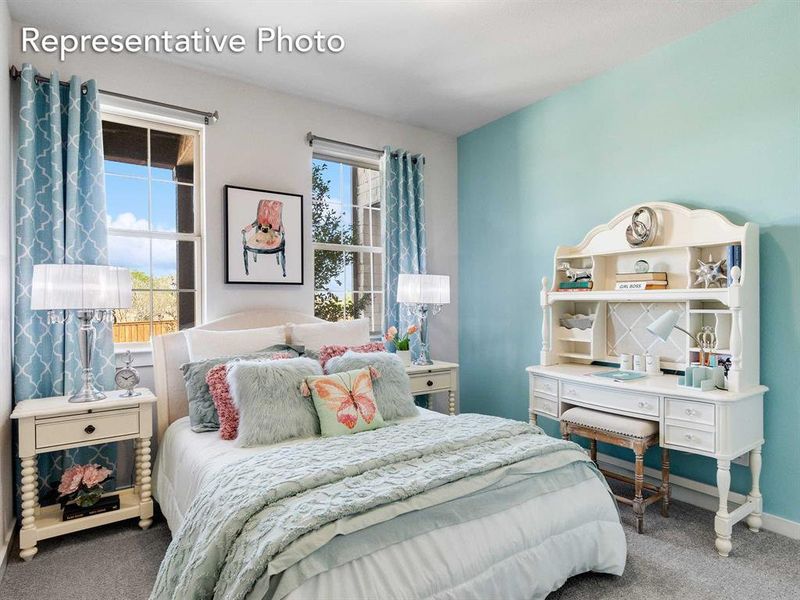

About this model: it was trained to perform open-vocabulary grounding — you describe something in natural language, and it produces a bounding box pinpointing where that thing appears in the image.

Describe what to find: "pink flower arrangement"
[384,324,418,351]
[58,463,113,508]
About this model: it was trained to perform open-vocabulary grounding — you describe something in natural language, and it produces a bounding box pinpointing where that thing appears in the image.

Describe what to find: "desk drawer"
[36,409,140,450]
[409,371,452,394]
[664,423,715,453]
[560,382,658,418]
[531,394,558,417]
[665,397,715,427]
[532,376,558,397]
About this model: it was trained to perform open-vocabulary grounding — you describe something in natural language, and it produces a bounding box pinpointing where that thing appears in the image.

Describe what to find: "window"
[102,113,202,345]
[312,157,383,333]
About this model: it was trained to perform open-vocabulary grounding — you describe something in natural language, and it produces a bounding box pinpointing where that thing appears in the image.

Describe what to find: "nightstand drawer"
[409,371,452,394]
[35,409,140,450]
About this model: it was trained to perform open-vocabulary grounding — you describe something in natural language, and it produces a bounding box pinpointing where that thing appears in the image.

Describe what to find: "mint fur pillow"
[228,357,323,447]
[180,344,300,432]
[326,351,418,421]
[304,368,385,437]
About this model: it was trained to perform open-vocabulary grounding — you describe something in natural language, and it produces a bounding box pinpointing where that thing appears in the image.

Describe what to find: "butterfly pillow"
[303,368,385,437]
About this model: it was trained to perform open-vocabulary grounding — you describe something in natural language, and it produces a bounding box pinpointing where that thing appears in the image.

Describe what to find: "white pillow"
[288,318,371,351]
[185,325,287,362]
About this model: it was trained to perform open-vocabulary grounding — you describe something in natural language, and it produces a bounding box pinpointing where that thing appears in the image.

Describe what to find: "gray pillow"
[180,344,300,432]
[228,357,323,447]
[326,351,418,421]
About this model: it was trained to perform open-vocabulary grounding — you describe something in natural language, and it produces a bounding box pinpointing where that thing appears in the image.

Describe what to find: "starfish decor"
[692,254,727,288]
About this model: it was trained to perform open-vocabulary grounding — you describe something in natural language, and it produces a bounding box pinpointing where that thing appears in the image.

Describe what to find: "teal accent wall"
[457,0,799,521]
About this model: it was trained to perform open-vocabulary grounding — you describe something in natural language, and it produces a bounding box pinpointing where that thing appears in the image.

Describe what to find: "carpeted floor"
[2,490,798,600]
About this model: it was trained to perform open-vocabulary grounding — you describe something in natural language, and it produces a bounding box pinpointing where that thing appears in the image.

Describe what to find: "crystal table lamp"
[396,273,450,366]
[30,264,132,403]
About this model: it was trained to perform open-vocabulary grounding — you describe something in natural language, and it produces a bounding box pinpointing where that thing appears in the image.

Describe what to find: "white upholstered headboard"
[151,309,324,443]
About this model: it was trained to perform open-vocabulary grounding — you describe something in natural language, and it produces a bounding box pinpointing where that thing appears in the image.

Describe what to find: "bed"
[151,309,626,600]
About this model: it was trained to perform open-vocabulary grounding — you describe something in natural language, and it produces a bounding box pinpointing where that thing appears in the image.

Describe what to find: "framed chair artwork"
[224,185,304,284]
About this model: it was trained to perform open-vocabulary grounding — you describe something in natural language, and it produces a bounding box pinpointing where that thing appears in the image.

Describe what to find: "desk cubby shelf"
[540,202,760,392]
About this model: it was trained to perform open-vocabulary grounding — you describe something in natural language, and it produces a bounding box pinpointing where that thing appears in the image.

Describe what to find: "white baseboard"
[597,452,800,540]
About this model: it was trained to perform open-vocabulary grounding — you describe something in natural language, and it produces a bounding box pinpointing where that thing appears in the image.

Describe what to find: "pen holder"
[678,364,724,392]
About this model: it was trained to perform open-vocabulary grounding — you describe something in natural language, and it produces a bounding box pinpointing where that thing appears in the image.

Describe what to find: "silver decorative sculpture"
[558,261,592,282]
[692,254,727,288]
[625,206,658,248]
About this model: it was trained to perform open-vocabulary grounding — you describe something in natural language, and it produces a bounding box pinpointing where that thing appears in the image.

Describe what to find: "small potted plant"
[57,464,118,521]
[384,324,418,366]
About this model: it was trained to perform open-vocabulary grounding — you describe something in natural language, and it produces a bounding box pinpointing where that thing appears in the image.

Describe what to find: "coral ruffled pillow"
[303,367,385,437]
[205,352,294,441]
[318,342,386,371]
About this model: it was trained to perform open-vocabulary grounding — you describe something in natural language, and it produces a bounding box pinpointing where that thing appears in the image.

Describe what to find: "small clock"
[115,350,141,397]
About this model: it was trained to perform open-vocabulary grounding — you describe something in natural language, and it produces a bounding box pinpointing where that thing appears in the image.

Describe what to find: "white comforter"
[153,411,625,599]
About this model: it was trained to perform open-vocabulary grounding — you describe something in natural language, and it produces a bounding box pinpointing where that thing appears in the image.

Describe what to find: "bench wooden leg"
[560,421,570,441]
[589,439,597,464]
[633,442,645,534]
[661,447,670,518]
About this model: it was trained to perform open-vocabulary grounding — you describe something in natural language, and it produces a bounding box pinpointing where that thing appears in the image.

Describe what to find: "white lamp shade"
[646,309,680,342]
[30,264,133,310]
[396,274,450,305]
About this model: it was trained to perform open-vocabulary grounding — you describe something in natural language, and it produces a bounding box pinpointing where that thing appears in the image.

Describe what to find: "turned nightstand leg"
[19,455,38,560]
[745,445,763,533]
[715,459,733,557]
[33,460,40,513]
[448,391,456,416]
[136,438,153,529]
[529,411,537,426]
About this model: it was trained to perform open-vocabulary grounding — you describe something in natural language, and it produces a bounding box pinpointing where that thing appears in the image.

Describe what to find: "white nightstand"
[406,361,459,415]
[10,388,157,561]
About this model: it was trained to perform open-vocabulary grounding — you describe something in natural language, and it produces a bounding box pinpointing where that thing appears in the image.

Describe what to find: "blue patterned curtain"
[14,64,115,503]
[382,147,427,358]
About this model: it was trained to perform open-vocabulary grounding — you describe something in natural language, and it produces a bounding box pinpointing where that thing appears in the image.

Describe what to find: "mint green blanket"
[151,414,591,600]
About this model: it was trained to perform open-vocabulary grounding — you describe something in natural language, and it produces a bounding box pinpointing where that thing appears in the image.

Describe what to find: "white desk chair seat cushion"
[560,407,658,438]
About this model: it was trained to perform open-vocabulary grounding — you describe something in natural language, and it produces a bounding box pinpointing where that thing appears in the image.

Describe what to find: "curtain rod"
[9,65,219,125]
[306,132,425,164]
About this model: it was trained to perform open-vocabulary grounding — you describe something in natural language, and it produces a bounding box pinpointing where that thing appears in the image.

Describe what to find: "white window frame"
[311,151,384,333]
[101,109,205,356]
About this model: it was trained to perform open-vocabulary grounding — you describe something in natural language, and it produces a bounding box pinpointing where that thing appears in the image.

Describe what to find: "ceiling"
[8,1,755,136]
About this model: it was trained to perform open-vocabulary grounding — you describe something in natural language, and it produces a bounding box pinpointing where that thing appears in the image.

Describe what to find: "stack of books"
[558,280,593,291]
[614,272,668,290]
[726,243,742,286]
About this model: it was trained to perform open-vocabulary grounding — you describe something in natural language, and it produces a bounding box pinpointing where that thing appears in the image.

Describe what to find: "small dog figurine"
[559,262,592,282]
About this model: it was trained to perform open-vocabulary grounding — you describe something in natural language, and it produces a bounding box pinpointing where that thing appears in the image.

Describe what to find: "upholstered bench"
[560,406,670,533]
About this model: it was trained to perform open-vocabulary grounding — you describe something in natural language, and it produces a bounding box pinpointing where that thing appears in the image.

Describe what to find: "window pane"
[178,291,196,330]
[355,167,381,209]
[102,121,147,178]
[150,129,194,184]
[108,234,149,280]
[177,241,196,290]
[314,249,345,293]
[372,252,383,290]
[113,291,152,343]
[353,251,372,291]
[152,291,178,337]
[151,180,194,233]
[106,175,149,230]
[151,239,178,289]
[314,290,346,323]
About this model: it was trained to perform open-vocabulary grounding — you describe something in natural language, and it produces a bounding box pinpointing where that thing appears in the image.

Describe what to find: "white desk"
[528,363,766,557]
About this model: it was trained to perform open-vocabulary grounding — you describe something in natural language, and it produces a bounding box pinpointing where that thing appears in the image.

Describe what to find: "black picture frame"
[224,185,304,285]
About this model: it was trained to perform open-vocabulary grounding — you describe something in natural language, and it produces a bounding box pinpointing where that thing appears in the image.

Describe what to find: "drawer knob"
[638,401,650,409]
[684,433,694,441]
[84,424,96,434]
[567,388,577,397]
[685,408,697,416]
[426,380,434,387]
